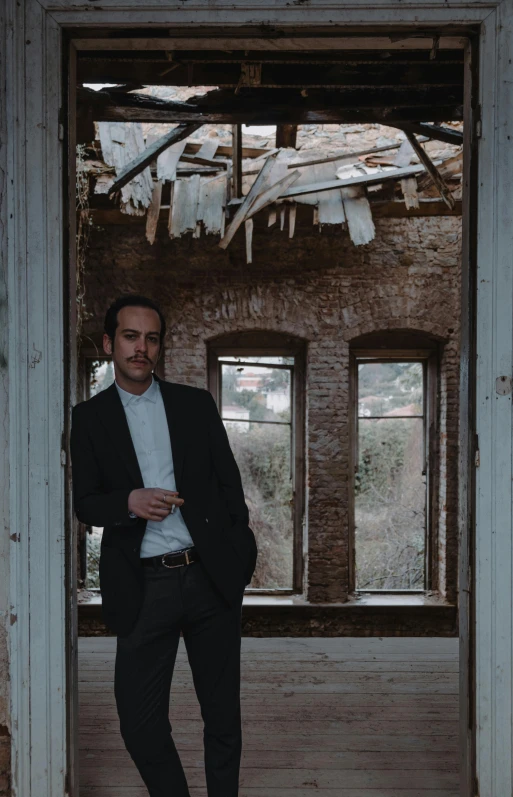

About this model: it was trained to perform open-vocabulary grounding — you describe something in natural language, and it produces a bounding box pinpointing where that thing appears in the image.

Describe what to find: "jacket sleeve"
[70,403,138,528]
[204,390,250,531]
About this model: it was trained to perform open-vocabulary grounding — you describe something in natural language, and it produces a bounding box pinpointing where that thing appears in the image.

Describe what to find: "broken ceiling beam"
[79,87,463,125]
[416,151,462,191]
[276,125,298,149]
[107,122,202,197]
[184,142,270,159]
[396,122,463,145]
[404,131,455,209]
[279,162,429,200]
[243,170,301,220]
[219,151,279,249]
[284,138,427,171]
[232,124,243,198]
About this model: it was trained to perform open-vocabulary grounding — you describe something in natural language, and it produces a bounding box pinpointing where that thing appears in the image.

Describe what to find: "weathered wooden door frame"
[2,2,512,795]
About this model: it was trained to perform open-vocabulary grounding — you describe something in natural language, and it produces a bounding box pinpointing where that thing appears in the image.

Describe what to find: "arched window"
[349,330,443,594]
[208,331,306,594]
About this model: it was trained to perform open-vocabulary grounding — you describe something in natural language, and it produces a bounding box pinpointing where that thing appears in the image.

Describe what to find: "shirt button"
[205,517,209,523]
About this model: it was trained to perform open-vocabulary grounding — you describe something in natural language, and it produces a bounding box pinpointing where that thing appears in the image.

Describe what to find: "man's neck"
[115,372,154,396]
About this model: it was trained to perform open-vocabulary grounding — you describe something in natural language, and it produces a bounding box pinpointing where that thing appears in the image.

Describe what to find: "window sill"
[78,591,455,608]
[78,589,457,639]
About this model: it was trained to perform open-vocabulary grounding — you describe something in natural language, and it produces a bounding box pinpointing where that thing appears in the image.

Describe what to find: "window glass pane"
[225,421,294,589]
[355,416,426,590]
[221,355,294,365]
[221,363,291,423]
[358,361,423,417]
[87,359,115,397]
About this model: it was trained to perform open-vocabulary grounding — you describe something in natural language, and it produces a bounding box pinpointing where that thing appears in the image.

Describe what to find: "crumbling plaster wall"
[82,215,461,606]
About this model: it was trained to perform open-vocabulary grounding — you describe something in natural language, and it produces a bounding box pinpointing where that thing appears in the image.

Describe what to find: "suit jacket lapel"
[155,376,186,491]
[95,382,144,488]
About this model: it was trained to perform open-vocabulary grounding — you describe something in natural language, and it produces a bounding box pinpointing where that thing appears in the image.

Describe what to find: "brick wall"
[81,214,461,609]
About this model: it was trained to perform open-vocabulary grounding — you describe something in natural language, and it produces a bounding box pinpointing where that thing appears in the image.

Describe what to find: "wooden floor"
[79,636,459,797]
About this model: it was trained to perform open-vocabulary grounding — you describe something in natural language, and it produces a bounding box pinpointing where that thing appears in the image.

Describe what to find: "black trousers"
[114,556,244,797]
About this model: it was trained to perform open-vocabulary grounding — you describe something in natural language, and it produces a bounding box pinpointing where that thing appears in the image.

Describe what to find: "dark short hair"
[104,295,166,348]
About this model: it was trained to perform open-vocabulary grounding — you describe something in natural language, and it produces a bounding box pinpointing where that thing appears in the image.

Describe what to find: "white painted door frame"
[2,1,512,795]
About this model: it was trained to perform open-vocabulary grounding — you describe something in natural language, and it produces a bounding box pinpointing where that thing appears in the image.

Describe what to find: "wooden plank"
[79,636,458,654]
[157,139,187,182]
[198,175,227,235]
[279,162,428,200]
[289,204,297,238]
[244,170,301,220]
[80,766,458,789]
[286,139,428,170]
[79,731,458,753]
[168,175,201,238]
[106,122,201,196]
[145,180,162,244]
[245,218,253,264]
[232,123,243,198]
[80,748,457,770]
[401,177,420,209]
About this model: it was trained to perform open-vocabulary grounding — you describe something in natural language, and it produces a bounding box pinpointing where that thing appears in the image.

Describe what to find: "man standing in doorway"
[71,294,258,797]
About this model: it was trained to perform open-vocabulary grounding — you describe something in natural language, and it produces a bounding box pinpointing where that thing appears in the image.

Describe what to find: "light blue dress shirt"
[115,375,195,557]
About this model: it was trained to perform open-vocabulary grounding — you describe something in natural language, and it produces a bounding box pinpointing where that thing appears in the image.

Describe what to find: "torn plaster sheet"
[168,175,201,238]
[157,139,188,182]
[98,122,153,214]
[340,185,375,246]
[198,175,227,235]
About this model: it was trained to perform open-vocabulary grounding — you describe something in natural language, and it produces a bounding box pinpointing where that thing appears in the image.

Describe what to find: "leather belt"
[141,546,199,570]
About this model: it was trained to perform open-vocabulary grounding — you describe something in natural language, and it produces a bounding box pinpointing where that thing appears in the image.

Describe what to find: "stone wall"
[81,213,462,616]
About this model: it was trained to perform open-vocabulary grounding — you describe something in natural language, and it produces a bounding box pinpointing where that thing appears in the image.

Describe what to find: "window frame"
[208,333,306,595]
[349,345,440,595]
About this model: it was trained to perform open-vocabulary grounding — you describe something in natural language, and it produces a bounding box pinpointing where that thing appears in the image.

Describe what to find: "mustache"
[130,357,151,363]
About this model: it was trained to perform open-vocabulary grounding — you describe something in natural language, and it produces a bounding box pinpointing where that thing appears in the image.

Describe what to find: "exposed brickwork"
[81,215,461,615]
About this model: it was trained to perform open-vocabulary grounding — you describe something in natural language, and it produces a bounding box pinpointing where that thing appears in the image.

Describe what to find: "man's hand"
[128,488,184,522]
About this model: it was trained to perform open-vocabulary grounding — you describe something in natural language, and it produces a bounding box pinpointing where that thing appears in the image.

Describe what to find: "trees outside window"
[208,333,305,593]
[350,336,439,593]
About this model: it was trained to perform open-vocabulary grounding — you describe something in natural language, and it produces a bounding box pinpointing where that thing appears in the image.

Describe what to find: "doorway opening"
[70,30,472,796]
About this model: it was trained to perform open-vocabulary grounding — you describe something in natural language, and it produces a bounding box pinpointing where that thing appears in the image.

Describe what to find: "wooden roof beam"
[395,122,463,145]
[403,131,456,208]
[107,122,202,197]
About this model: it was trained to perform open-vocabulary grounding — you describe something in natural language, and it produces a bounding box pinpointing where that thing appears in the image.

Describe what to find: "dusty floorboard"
[79,636,459,797]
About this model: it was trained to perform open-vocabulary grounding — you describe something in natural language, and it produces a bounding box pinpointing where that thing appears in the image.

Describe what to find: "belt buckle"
[162,553,183,569]
[161,549,191,569]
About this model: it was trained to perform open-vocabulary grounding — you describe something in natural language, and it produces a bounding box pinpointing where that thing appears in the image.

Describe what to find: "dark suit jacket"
[70,374,258,636]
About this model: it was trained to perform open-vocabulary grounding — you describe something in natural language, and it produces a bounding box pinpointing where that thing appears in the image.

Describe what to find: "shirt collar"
[115,374,159,407]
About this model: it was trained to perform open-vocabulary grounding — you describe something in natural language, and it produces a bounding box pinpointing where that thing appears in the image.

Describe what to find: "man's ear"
[102,333,113,356]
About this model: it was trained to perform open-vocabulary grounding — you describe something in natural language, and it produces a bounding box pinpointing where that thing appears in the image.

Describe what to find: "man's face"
[103,305,162,384]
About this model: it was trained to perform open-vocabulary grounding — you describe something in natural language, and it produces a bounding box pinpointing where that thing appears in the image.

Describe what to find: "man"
[70,294,258,797]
